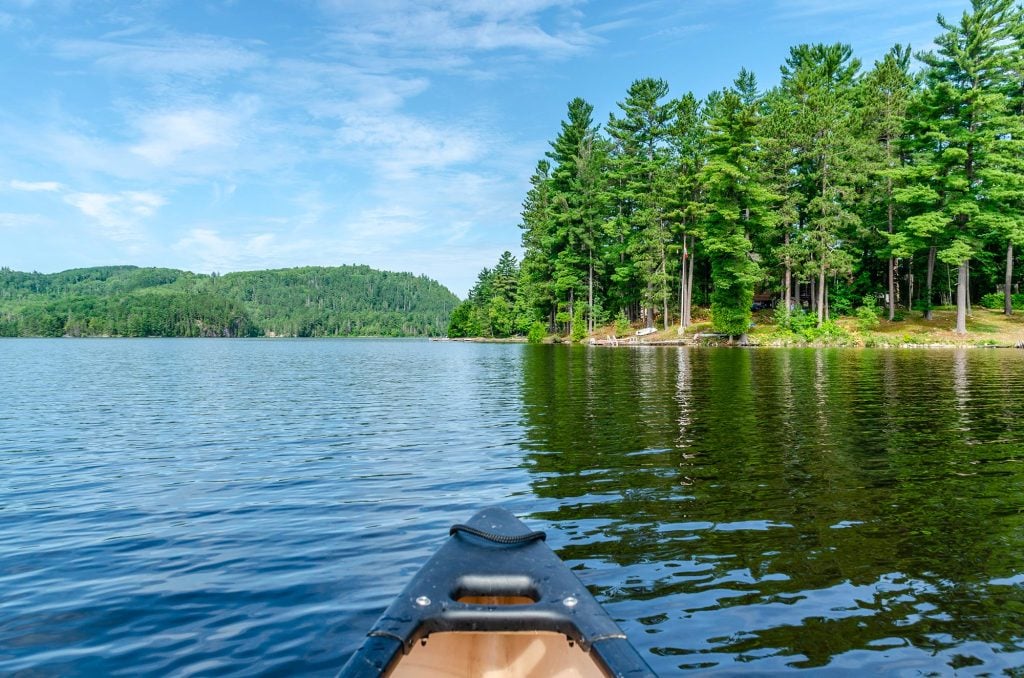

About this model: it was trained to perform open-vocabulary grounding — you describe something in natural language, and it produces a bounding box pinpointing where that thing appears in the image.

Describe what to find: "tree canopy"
[0,265,458,338]
[465,0,1024,340]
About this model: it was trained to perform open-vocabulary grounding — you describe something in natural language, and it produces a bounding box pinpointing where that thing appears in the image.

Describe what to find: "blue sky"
[1,0,970,298]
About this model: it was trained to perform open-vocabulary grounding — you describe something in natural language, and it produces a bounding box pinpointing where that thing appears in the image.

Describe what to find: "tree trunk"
[809,278,815,317]
[783,231,792,311]
[888,257,896,321]
[817,263,826,327]
[588,254,594,333]
[887,168,896,321]
[955,261,968,335]
[568,287,574,336]
[679,238,688,332]
[925,246,936,320]
[661,258,669,331]
[907,255,914,313]
[1006,241,1015,316]
[684,236,695,328]
[966,261,971,317]
[646,279,655,329]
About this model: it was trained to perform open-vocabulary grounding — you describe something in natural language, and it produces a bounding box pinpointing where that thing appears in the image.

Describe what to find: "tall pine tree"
[700,70,776,342]
[908,0,1019,333]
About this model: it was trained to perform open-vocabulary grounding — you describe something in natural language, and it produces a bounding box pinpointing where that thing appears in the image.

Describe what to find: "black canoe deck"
[340,507,654,677]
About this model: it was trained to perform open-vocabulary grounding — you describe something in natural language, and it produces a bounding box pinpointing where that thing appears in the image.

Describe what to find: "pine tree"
[605,78,675,328]
[860,45,916,320]
[781,43,864,327]
[759,87,804,312]
[985,7,1024,315]
[547,97,604,336]
[700,70,777,341]
[519,160,557,329]
[666,92,708,331]
[907,0,1019,333]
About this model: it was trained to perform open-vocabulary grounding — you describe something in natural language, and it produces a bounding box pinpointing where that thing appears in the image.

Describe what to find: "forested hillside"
[452,0,1024,341]
[0,265,458,337]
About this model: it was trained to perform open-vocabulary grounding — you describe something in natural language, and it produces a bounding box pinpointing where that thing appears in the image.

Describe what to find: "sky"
[0,0,972,298]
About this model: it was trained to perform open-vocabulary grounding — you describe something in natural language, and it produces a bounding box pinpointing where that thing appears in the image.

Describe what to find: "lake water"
[2,339,1023,676]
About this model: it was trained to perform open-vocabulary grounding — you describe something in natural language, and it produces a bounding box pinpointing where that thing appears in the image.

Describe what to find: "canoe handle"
[452,575,539,605]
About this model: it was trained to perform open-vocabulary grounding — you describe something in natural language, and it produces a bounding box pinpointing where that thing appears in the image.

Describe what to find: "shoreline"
[445,307,1024,350]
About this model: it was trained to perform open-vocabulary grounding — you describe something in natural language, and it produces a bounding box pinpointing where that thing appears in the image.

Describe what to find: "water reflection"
[519,346,1024,674]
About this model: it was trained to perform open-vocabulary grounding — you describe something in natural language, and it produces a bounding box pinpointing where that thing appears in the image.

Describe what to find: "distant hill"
[0,265,460,337]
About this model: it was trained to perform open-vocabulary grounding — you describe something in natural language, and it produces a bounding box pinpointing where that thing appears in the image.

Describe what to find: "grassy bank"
[579,306,1024,348]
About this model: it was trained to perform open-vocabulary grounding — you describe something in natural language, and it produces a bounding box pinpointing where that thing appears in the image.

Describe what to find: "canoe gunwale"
[339,507,655,678]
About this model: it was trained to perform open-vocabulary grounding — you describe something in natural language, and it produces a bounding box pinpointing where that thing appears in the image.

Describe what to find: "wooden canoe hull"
[339,507,654,677]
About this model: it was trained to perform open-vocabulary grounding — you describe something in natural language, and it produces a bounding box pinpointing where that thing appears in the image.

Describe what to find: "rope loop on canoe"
[449,524,547,545]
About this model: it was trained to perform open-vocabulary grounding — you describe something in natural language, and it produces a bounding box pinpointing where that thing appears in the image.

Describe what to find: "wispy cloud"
[9,179,62,192]
[0,212,47,230]
[336,112,482,178]
[53,32,264,79]
[320,0,596,63]
[129,105,247,166]
[64,190,165,243]
[173,228,312,273]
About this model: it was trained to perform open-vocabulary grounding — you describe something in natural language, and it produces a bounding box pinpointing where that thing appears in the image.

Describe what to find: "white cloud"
[64,190,165,242]
[341,205,425,245]
[173,228,311,273]
[320,0,595,60]
[9,179,62,192]
[336,112,482,178]
[129,106,245,166]
[0,212,47,230]
[53,33,264,78]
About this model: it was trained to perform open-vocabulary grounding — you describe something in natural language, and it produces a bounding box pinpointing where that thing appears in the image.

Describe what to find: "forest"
[449,0,1024,342]
[0,265,458,337]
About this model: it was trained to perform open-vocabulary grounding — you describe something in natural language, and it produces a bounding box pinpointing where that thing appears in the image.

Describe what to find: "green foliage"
[506,6,1024,342]
[570,305,588,342]
[710,269,754,336]
[614,311,631,336]
[447,301,478,338]
[701,70,773,338]
[774,307,818,337]
[979,292,1024,310]
[0,265,457,337]
[527,321,547,343]
[813,319,851,342]
[855,295,881,331]
[456,252,525,338]
[829,282,855,317]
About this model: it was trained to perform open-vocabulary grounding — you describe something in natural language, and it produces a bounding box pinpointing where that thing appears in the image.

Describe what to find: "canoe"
[340,507,655,677]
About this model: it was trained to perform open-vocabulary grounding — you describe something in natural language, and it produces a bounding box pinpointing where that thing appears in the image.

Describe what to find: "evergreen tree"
[906,0,1020,333]
[986,7,1024,315]
[546,98,604,335]
[860,45,916,320]
[760,86,804,312]
[700,70,776,341]
[667,92,708,330]
[605,78,676,328]
[519,160,558,328]
[781,43,864,327]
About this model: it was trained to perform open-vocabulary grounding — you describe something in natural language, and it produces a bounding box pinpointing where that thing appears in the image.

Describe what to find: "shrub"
[527,321,547,344]
[614,311,630,336]
[773,306,817,337]
[855,295,880,332]
[570,305,588,342]
[813,318,850,342]
[979,292,1024,310]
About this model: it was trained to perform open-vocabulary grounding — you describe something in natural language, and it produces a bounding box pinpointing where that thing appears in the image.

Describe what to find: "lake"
[1,339,1023,675]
